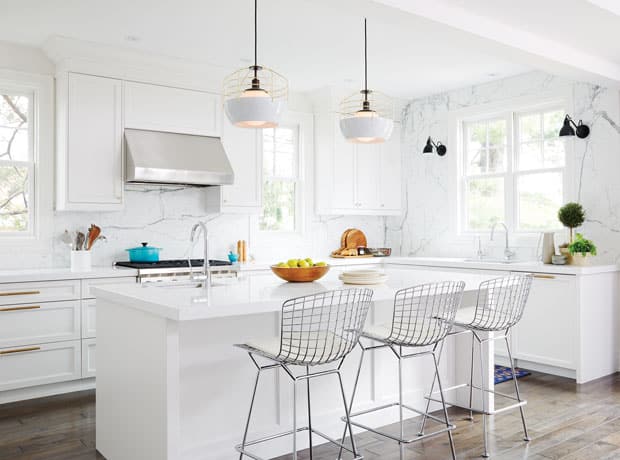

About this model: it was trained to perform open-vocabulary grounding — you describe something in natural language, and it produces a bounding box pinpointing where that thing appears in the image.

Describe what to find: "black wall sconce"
[423,136,447,156]
[559,114,590,139]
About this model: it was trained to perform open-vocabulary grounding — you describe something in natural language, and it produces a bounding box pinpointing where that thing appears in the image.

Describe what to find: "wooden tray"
[330,254,374,259]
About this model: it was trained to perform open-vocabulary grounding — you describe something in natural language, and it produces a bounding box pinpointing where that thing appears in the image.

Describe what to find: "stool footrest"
[344,401,455,444]
[236,426,362,460]
[425,383,527,416]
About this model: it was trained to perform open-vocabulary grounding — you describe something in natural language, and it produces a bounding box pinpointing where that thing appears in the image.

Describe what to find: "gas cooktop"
[115,259,232,270]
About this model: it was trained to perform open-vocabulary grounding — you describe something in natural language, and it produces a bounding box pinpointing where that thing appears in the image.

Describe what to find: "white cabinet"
[315,113,402,216]
[0,301,80,348]
[82,338,97,378]
[56,72,124,211]
[124,81,220,136]
[0,340,82,392]
[510,274,577,370]
[216,114,262,212]
[0,279,80,306]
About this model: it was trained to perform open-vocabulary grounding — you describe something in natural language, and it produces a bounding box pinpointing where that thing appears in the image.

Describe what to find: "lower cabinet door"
[82,338,96,378]
[0,340,82,391]
[511,273,577,370]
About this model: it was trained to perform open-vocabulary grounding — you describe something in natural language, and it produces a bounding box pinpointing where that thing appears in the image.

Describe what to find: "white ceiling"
[375,0,620,87]
[1,0,532,98]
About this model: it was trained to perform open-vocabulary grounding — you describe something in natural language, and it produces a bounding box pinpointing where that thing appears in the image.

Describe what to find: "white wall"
[387,71,620,263]
[0,41,386,269]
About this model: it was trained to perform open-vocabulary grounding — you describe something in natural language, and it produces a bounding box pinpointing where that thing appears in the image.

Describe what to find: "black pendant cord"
[364,18,368,103]
[253,0,258,80]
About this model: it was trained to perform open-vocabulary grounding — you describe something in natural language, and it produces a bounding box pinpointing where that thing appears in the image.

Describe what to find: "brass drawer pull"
[0,346,41,355]
[0,290,40,297]
[532,274,556,280]
[0,305,41,312]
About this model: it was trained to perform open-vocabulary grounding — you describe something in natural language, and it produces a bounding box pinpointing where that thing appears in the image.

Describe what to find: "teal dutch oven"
[126,242,161,263]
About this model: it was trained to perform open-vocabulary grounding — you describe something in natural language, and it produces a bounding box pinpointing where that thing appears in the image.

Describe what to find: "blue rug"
[495,365,530,385]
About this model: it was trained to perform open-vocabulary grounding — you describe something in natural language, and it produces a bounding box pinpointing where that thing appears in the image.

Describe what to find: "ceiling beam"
[373,0,620,88]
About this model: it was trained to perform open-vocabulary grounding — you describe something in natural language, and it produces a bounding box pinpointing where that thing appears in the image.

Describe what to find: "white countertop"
[94,266,497,321]
[386,256,619,275]
[0,266,137,284]
[241,256,619,275]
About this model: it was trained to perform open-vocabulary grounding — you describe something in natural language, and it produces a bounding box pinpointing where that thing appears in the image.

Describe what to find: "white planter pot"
[571,253,594,266]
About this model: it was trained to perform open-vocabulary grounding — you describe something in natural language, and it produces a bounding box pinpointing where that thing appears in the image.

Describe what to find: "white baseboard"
[0,378,96,405]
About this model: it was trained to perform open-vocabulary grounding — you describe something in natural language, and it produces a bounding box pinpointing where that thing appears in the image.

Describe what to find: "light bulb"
[240,88,270,98]
[354,109,377,118]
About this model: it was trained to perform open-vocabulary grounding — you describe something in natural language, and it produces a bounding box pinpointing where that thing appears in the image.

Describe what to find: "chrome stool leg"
[292,377,298,460]
[338,345,365,459]
[505,336,530,442]
[417,339,444,436]
[306,365,313,460]
[476,334,489,458]
[398,351,404,460]
[468,331,475,421]
[433,351,457,459]
[239,354,262,460]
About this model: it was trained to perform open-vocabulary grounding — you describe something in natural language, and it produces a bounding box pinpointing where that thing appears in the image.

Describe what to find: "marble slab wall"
[4,184,385,269]
[386,71,620,263]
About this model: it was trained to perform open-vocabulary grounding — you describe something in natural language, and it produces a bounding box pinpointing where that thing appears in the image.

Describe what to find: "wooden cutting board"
[345,229,367,249]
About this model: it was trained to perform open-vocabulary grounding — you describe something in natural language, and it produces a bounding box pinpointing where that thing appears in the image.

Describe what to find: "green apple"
[315,261,327,267]
[304,257,313,266]
[287,259,299,268]
[277,262,288,268]
[298,260,310,268]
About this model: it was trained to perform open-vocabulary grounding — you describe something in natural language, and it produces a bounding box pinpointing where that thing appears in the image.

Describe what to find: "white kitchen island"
[93,266,503,460]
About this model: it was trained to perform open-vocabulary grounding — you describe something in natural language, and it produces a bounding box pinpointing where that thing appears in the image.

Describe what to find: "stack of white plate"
[339,269,388,285]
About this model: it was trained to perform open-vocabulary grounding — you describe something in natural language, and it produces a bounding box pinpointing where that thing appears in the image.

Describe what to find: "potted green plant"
[557,202,585,264]
[568,233,597,266]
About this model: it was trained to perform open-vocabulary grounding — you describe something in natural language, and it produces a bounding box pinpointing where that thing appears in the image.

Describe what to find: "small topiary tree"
[558,202,585,243]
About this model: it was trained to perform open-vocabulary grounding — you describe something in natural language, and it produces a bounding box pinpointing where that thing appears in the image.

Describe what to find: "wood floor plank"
[2,371,620,459]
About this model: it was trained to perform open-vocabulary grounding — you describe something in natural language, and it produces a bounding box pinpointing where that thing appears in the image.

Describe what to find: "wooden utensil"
[86,224,101,250]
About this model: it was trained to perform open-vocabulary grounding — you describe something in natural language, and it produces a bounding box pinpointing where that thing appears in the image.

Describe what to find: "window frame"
[0,70,53,249]
[450,95,574,241]
[0,88,36,237]
[259,123,303,234]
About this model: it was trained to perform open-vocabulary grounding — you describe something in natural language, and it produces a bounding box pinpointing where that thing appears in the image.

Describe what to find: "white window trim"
[447,92,576,247]
[250,111,313,246]
[0,70,53,250]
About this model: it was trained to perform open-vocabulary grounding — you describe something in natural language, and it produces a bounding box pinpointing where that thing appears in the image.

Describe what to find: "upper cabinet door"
[124,82,220,136]
[354,143,381,210]
[58,73,123,210]
[331,123,356,210]
[380,125,402,211]
[219,115,262,210]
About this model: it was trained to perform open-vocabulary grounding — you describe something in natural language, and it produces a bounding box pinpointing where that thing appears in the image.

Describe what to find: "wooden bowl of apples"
[271,258,330,282]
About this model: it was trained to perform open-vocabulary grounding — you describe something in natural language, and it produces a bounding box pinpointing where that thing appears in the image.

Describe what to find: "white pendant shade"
[340,112,394,144]
[225,90,286,128]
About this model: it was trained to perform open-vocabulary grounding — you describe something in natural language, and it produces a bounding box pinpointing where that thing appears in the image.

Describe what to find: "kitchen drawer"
[0,280,80,306]
[0,300,80,348]
[82,338,96,378]
[0,340,82,391]
[82,299,96,338]
[82,276,136,299]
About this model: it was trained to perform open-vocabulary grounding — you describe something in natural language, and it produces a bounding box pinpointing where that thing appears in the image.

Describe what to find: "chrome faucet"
[490,222,515,260]
[189,221,210,286]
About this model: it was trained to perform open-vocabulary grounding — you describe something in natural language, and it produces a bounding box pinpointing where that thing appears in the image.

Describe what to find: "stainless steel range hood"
[125,129,234,186]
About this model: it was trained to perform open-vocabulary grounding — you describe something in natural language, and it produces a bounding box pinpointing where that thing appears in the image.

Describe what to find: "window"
[260,125,300,232]
[0,92,34,235]
[460,107,565,233]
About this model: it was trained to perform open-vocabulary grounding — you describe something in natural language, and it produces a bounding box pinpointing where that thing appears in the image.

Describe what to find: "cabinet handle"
[0,290,40,297]
[532,274,556,280]
[0,305,41,312]
[0,346,40,355]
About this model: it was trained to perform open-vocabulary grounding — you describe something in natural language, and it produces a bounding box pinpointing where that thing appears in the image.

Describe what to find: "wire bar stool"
[340,280,465,460]
[235,288,373,460]
[420,274,533,458]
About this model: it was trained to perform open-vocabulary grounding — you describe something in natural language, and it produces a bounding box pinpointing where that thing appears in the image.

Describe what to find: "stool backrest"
[277,288,374,365]
[472,274,533,331]
[387,281,465,347]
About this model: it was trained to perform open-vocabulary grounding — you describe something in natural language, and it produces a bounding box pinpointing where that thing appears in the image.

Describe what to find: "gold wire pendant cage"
[223,66,288,101]
[339,90,393,120]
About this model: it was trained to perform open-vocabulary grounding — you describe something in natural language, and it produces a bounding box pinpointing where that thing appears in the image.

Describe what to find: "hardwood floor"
[2,372,620,459]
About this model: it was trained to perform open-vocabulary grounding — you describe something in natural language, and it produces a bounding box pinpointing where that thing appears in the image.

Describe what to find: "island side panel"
[96,297,181,460]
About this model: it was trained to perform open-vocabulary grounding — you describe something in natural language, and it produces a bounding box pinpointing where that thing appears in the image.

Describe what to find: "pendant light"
[340,18,394,144]
[223,0,288,128]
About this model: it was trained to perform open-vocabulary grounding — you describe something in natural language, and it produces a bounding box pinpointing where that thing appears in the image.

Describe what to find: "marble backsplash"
[386,71,620,264]
[16,185,385,269]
